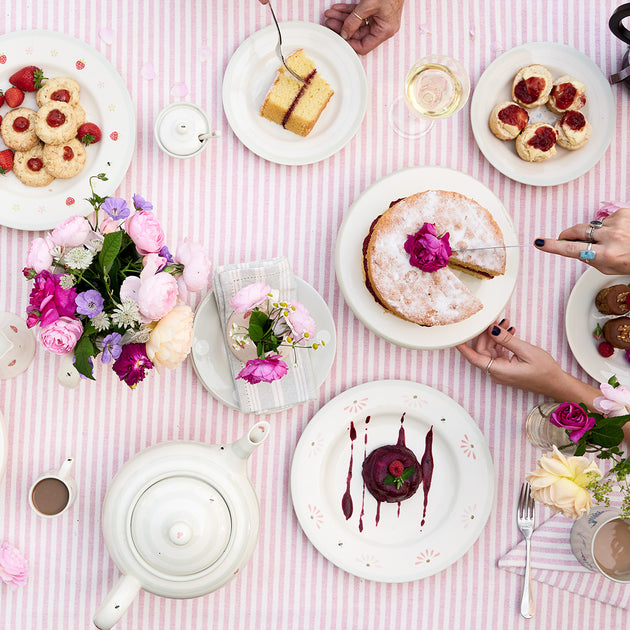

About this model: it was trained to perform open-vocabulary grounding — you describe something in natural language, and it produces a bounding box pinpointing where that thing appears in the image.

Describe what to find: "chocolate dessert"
[595,284,630,315]
[362,442,421,503]
[603,317,630,349]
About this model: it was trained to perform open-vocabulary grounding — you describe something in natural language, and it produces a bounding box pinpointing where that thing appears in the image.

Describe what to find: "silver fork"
[267,1,305,84]
[517,482,535,618]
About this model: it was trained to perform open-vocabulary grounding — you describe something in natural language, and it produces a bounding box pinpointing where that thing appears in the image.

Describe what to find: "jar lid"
[130,475,232,577]
[154,103,211,158]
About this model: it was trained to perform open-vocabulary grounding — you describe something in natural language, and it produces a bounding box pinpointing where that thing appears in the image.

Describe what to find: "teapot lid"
[130,475,232,577]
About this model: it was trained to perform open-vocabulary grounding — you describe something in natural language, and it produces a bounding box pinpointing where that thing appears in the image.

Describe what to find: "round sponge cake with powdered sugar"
[364,190,506,326]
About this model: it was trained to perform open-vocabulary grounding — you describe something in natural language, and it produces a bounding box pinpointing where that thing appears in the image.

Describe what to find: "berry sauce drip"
[46,109,66,127]
[62,146,74,161]
[27,158,43,172]
[514,76,545,104]
[358,416,370,533]
[420,426,434,527]
[528,126,556,151]
[12,116,30,132]
[498,104,527,129]
[562,110,586,131]
[551,82,577,110]
[282,69,317,128]
[341,421,357,520]
[51,89,71,103]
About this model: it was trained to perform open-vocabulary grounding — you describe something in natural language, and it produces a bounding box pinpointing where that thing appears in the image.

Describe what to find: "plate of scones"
[471,42,615,186]
[0,30,136,231]
[335,166,520,350]
[222,21,367,165]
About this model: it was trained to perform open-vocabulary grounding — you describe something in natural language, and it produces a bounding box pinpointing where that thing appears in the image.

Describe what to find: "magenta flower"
[550,402,596,443]
[595,201,623,221]
[112,343,154,388]
[26,270,77,328]
[404,222,452,272]
[237,354,288,384]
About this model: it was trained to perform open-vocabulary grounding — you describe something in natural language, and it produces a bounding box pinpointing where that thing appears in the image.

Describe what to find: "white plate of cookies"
[471,42,615,187]
[0,30,136,231]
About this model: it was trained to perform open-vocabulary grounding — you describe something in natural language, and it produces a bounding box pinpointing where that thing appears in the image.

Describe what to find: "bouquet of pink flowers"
[23,174,211,388]
[227,282,320,385]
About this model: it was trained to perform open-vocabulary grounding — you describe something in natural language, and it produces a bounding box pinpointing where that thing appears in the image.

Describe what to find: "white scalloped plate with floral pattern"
[290,380,495,582]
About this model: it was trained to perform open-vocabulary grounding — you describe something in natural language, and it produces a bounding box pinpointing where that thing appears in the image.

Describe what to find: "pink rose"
[26,270,77,328]
[50,215,91,248]
[593,382,630,417]
[595,201,624,221]
[549,402,596,443]
[175,240,211,293]
[125,210,165,255]
[137,272,178,321]
[0,542,28,590]
[39,316,83,355]
[404,222,452,272]
[25,235,54,273]
[237,354,288,384]
[229,283,271,314]
[285,300,316,344]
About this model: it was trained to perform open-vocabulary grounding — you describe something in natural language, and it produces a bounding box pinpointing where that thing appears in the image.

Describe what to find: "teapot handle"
[93,574,142,629]
[609,3,630,45]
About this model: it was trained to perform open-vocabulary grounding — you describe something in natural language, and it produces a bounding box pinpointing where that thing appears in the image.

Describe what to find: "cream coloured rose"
[525,446,602,520]
[146,304,193,370]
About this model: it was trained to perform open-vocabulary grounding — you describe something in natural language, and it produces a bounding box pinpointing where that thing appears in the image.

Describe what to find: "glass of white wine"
[388,54,471,139]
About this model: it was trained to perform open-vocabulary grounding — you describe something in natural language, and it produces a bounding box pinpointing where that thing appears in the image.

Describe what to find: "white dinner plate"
[471,42,615,186]
[0,30,136,231]
[222,21,367,165]
[191,277,337,410]
[0,410,6,483]
[566,266,630,384]
[290,380,495,582]
[335,166,520,349]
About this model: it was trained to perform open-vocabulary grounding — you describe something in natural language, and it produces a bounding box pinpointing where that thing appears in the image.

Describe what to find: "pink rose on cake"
[404,222,452,272]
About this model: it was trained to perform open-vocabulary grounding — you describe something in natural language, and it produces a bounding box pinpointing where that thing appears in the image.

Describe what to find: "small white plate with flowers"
[191,277,336,410]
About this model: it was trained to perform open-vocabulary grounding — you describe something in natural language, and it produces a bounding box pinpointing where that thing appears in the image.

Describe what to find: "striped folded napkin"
[213,257,317,415]
[498,500,630,610]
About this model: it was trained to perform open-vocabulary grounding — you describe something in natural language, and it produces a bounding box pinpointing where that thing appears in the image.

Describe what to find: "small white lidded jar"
[154,103,217,159]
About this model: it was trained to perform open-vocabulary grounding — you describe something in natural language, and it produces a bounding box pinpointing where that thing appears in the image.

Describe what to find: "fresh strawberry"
[77,122,102,145]
[598,341,614,358]
[0,149,14,174]
[9,65,46,92]
[4,86,24,108]
[0,90,4,108]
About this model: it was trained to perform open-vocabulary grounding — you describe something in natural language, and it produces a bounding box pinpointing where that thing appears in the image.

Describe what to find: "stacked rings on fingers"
[352,10,370,25]
[485,357,495,375]
[579,241,595,261]
[586,219,603,242]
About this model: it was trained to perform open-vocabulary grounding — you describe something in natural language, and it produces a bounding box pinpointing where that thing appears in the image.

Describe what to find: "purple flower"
[75,290,104,317]
[404,222,452,272]
[101,197,131,220]
[236,354,288,384]
[26,270,77,328]
[100,332,123,364]
[112,343,153,388]
[549,402,596,443]
[133,194,153,212]
[158,245,174,264]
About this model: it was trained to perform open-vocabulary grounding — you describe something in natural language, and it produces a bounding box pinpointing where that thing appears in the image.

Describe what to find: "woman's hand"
[323,1,404,54]
[534,208,630,275]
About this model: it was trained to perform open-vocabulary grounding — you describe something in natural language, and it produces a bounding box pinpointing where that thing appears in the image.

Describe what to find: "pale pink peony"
[39,316,83,354]
[25,235,54,273]
[284,300,316,344]
[0,542,28,590]
[50,215,92,248]
[125,210,165,255]
[176,240,211,293]
[146,304,194,370]
[229,283,271,314]
[137,272,178,321]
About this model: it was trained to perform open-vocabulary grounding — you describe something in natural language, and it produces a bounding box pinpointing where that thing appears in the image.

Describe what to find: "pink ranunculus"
[50,215,92,248]
[0,542,28,590]
[137,271,179,321]
[593,383,630,417]
[175,240,211,293]
[236,354,288,384]
[285,300,316,344]
[25,235,54,273]
[125,210,165,255]
[404,222,452,272]
[27,270,77,328]
[229,283,271,314]
[594,201,624,221]
[39,316,83,355]
[549,402,596,443]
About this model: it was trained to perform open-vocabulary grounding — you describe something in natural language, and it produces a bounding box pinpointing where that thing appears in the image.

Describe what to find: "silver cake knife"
[452,244,532,252]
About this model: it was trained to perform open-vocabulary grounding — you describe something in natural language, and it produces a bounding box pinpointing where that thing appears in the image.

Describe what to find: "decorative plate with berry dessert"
[290,380,494,582]
[566,267,630,384]
[471,42,614,186]
[0,30,135,231]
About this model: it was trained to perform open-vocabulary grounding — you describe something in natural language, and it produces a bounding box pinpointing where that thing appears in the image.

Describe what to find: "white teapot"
[93,422,270,629]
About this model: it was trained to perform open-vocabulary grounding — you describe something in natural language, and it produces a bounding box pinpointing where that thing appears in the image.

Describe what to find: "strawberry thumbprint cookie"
[43,138,87,178]
[0,107,39,151]
[13,143,55,187]
[34,102,78,145]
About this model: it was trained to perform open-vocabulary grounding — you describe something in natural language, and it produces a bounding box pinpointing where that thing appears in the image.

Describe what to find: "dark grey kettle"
[609,3,630,88]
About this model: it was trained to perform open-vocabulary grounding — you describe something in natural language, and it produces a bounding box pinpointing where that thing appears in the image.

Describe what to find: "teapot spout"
[231,421,270,460]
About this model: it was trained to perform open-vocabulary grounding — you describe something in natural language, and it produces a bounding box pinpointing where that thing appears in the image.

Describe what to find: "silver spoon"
[267,1,305,84]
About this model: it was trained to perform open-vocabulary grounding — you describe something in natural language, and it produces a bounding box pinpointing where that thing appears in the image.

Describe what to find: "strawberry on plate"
[0,149,14,174]
[9,65,46,92]
[4,87,24,108]
[0,90,4,108]
[77,122,102,145]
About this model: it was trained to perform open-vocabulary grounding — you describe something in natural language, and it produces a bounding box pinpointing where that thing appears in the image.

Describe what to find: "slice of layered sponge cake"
[260,49,334,137]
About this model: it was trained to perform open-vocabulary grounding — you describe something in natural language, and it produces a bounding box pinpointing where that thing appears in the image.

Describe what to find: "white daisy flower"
[90,311,111,332]
[111,300,142,328]
[59,274,76,289]
[63,247,94,270]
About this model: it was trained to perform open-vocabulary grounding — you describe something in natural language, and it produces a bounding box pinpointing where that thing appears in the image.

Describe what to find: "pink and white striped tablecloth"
[1,1,629,628]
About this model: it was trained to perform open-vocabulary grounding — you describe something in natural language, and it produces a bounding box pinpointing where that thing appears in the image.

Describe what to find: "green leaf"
[401,466,415,480]
[73,335,97,380]
[608,374,620,388]
[248,323,265,343]
[574,443,586,456]
[99,230,123,275]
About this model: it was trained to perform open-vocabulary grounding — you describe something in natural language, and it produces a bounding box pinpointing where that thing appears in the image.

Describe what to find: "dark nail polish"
[534,238,545,247]
[507,326,514,332]
[491,325,501,336]
[499,318,506,325]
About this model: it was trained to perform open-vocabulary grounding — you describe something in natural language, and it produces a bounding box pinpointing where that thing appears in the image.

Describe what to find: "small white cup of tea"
[570,506,630,583]
[29,458,77,518]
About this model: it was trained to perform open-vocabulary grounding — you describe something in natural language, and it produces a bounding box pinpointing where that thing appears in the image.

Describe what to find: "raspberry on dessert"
[598,341,614,358]
[388,460,405,478]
